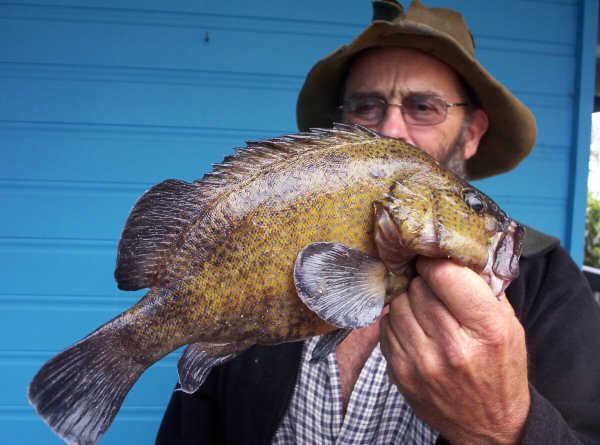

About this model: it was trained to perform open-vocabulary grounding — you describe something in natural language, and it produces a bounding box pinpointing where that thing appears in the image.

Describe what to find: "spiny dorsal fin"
[200,124,380,193]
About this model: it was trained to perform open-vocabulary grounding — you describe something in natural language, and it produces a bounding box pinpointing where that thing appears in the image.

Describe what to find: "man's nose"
[376,105,411,141]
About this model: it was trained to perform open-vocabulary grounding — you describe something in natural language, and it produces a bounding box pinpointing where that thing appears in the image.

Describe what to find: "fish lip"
[485,220,525,294]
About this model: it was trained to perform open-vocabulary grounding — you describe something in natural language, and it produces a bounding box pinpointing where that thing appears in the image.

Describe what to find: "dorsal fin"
[199,124,380,194]
[115,180,207,290]
[114,125,379,291]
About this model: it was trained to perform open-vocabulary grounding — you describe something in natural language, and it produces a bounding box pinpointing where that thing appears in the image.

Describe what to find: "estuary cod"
[28,124,524,444]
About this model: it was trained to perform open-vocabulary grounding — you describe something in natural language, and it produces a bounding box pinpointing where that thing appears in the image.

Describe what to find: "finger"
[380,310,424,393]
[497,292,516,316]
[379,313,408,378]
[384,291,431,357]
[385,363,399,386]
[406,275,460,341]
[415,257,500,330]
[381,291,434,378]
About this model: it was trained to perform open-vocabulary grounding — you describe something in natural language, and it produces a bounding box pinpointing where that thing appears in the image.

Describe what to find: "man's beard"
[438,118,470,180]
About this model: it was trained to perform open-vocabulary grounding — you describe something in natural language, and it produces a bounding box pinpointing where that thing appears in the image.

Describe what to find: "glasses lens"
[402,95,447,125]
[344,98,384,125]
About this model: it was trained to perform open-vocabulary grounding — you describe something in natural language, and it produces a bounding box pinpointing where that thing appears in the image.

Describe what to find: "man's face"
[342,47,488,177]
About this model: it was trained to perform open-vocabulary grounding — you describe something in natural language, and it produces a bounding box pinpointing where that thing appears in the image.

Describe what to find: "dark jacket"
[157,229,600,444]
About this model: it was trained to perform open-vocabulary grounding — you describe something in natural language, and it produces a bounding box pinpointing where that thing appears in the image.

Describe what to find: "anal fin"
[178,341,253,393]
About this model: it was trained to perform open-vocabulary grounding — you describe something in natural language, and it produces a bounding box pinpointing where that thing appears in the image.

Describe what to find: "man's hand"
[380,257,530,445]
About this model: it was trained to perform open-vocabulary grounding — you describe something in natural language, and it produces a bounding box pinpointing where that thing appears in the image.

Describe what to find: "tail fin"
[28,327,146,445]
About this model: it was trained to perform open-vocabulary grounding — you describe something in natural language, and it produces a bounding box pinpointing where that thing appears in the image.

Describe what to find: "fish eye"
[464,190,486,213]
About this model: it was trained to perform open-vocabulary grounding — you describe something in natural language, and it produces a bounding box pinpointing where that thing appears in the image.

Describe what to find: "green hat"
[296,0,537,179]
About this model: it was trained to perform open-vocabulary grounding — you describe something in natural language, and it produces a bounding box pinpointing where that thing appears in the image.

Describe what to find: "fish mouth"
[374,200,525,297]
[483,221,525,295]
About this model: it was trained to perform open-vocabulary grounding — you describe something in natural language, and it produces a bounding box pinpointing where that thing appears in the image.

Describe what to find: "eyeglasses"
[339,94,470,127]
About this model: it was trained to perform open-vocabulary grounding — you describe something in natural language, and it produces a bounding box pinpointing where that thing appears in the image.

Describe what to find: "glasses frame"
[339,95,470,127]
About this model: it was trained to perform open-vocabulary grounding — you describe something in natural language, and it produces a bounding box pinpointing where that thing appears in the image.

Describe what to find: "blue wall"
[0,1,597,443]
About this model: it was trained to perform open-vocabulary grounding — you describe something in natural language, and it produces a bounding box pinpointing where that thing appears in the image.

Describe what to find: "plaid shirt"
[272,336,437,444]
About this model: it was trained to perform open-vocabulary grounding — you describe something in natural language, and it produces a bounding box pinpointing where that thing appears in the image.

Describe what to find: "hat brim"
[296,21,537,180]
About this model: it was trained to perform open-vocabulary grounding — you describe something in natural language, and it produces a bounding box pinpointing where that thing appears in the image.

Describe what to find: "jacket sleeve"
[156,370,226,445]
[155,343,303,445]
[508,244,600,444]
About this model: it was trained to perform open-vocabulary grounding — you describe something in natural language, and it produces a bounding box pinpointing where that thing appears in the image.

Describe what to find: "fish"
[28,124,524,444]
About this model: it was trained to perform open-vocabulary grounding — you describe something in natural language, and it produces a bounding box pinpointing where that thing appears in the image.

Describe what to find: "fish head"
[374,172,525,296]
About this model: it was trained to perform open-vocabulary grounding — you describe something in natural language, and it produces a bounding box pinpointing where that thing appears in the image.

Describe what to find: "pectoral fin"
[294,242,387,329]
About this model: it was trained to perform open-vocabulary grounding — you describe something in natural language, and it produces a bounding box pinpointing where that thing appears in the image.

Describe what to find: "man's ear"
[463,108,489,160]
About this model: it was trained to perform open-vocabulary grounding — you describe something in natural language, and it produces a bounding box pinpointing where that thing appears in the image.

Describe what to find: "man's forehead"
[345,89,442,100]
[344,47,465,99]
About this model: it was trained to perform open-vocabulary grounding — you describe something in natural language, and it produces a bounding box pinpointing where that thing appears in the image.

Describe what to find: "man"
[157,1,600,443]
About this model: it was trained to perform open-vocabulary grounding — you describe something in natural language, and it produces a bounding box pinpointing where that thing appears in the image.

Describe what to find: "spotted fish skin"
[27,124,524,445]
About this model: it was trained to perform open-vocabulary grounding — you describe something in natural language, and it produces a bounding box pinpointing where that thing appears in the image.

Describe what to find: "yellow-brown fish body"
[114,127,441,350]
[28,124,524,445]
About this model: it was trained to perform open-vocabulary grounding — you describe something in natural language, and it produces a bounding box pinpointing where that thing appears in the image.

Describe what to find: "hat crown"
[373,0,475,56]
[372,0,405,21]
[296,0,538,179]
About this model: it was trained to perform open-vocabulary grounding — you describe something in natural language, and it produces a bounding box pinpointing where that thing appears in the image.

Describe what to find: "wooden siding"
[0,1,596,443]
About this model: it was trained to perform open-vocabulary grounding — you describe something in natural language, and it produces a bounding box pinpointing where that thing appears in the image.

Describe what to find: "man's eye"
[414,102,435,112]
[408,100,437,115]
[354,100,378,114]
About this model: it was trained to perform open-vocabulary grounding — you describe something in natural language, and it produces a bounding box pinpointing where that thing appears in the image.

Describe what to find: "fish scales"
[28,124,525,445]
[114,131,407,370]
[153,132,422,344]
